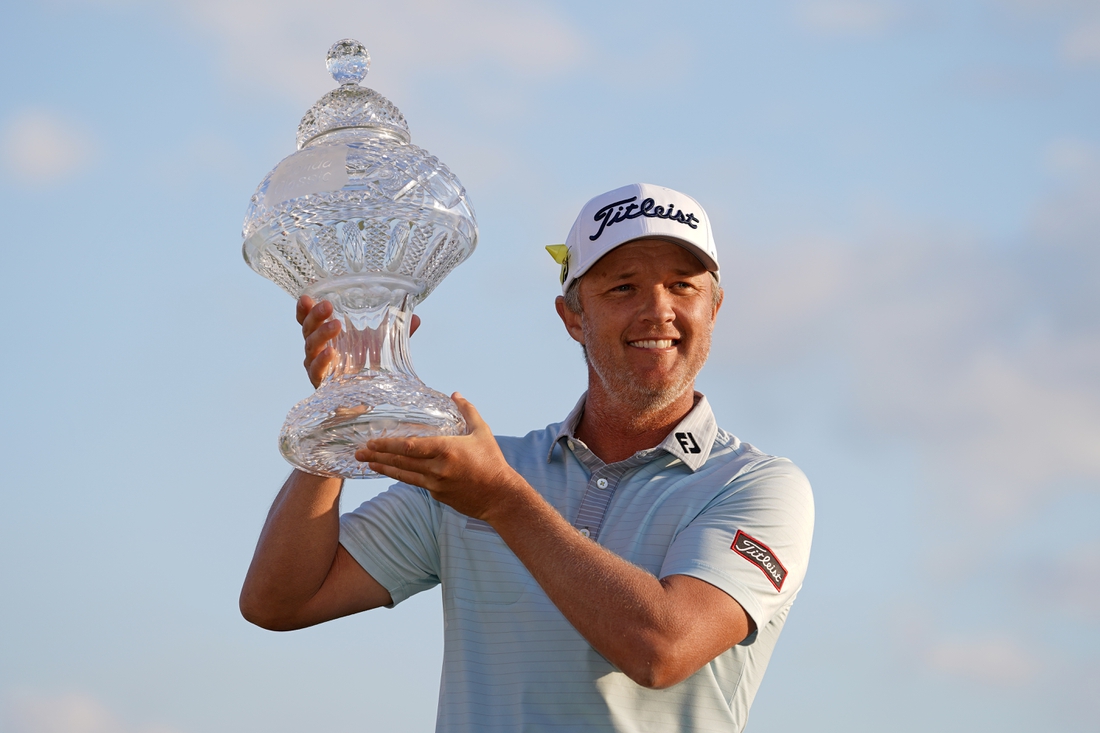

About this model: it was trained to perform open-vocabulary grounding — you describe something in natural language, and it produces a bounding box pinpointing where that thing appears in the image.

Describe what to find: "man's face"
[556,239,722,413]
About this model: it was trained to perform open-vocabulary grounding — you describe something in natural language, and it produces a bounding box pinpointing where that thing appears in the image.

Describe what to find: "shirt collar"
[654,394,718,471]
[546,391,719,472]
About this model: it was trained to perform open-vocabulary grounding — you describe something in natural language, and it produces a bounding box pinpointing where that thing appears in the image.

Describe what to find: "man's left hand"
[358,394,755,690]
[355,394,529,521]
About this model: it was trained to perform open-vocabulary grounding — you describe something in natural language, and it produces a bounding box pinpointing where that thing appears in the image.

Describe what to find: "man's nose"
[639,287,676,323]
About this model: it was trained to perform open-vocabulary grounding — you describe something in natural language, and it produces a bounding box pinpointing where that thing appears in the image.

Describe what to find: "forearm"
[356,397,750,685]
[239,469,345,628]
[486,480,737,688]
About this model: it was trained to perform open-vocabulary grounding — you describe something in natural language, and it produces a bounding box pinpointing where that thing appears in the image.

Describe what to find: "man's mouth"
[628,339,678,349]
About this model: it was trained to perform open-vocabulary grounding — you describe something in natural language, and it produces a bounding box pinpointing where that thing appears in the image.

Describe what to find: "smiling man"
[241,183,814,732]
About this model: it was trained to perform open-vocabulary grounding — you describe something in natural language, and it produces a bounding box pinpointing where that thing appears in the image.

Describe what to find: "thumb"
[451,392,489,435]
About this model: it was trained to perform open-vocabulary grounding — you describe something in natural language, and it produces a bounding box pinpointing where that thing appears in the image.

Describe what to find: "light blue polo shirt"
[339,394,814,732]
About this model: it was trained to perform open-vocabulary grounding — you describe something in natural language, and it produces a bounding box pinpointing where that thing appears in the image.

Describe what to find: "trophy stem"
[279,274,465,478]
[324,278,419,382]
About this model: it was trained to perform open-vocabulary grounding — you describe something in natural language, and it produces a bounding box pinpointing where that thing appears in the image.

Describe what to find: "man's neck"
[573,384,697,465]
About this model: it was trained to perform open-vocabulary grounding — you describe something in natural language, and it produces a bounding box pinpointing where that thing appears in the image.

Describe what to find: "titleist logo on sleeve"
[732,530,787,591]
[589,196,700,241]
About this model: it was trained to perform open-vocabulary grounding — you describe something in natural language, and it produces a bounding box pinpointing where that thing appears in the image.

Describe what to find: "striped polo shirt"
[339,393,814,732]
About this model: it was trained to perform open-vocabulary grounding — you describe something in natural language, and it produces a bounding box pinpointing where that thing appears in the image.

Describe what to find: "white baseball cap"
[547,183,719,294]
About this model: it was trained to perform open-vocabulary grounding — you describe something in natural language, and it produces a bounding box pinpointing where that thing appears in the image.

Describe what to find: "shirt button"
[579,528,591,538]
[596,478,608,489]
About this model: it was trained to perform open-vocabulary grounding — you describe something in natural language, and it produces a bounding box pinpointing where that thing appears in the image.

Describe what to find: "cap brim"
[568,234,719,287]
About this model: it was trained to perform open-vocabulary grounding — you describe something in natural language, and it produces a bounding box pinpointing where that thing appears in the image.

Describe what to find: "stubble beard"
[581,325,712,423]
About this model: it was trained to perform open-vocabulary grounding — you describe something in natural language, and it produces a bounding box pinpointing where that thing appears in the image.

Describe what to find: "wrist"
[480,469,541,528]
[289,469,344,496]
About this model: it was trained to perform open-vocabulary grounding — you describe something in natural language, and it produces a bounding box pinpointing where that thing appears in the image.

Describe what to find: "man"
[241,183,814,732]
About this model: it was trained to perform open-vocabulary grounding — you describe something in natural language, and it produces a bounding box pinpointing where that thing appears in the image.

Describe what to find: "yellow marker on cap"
[545,244,568,264]
[545,244,570,284]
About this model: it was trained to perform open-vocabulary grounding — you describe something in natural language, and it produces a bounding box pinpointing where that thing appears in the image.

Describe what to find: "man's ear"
[555,296,585,345]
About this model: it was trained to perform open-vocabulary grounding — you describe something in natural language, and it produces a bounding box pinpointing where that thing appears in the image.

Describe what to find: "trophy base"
[279,372,465,479]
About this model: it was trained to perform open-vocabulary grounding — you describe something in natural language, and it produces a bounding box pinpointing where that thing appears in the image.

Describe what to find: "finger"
[356,447,438,478]
[301,300,333,338]
[410,314,421,337]
[296,295,315,325]
[451,393,490,435]
[307,346,335,388]
[363,436,442,460]
[304,319,341,360]
[364,460,428,489]
[301,299,334,338]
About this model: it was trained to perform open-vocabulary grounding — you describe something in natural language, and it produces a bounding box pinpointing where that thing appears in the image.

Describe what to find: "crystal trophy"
[242,39,478,478]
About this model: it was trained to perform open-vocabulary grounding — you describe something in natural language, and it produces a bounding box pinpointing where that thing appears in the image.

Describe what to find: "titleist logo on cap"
[554,183,719,295]
[590,196,700,242]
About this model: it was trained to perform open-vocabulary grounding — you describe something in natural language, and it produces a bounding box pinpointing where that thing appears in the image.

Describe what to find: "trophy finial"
[326,39,371,85]
[295,38,407,149]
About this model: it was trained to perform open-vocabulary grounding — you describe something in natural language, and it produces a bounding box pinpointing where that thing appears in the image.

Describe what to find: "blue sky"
[1,1,1098,731]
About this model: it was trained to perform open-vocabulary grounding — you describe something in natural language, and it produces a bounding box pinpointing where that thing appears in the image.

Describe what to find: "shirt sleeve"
[339,482,443,606]
[658,457,814,631]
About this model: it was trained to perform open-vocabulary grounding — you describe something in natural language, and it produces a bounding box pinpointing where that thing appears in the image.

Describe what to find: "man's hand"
[354,395,754,689]
[296,295,421,389]
[297,295,341,389]
[355,395,530,522]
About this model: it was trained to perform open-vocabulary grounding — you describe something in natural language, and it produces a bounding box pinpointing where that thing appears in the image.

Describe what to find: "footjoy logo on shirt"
[732,530,787,591]
[674,432,701,454]
[590,196,701,241]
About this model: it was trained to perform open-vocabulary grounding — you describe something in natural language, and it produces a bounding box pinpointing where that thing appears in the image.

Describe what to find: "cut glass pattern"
[242,39,478,478]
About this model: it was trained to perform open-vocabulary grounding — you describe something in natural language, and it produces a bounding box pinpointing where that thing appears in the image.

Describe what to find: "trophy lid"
[244,38,477,302]
[295,39,411,149]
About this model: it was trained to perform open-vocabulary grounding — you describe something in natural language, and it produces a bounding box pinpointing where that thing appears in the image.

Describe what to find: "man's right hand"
[242,296,424,632]
[296,295,421,389]
[297,295,341,389]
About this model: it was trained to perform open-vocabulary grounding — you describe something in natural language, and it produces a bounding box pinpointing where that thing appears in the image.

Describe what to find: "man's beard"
[581,329,710,420]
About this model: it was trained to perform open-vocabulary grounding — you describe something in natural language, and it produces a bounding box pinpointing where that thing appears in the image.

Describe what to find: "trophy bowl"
[242,39,477,478]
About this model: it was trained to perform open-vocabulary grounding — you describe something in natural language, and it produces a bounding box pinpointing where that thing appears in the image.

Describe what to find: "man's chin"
[603,376,695,414]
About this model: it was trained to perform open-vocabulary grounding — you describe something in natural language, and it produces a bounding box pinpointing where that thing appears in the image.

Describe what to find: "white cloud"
[1018,540,1100,622]
[924,636,1038,686]
[1,691,181,733]
[869,249,1099,520]
[794,0,905,37]
[58,0,587,198]
[989,0,1100,65]
[1034,153,1100,250]
[842,222,1100,521]
[1043,137,1100,176]
[953,66,1052,98]
[0,109,99,186]
[1063,21,1100,63]
[714,145,1100,528]
[864,341,1100,516]
[993,0,1100,17]
[157,0,588,106]
[713,235,853,361]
